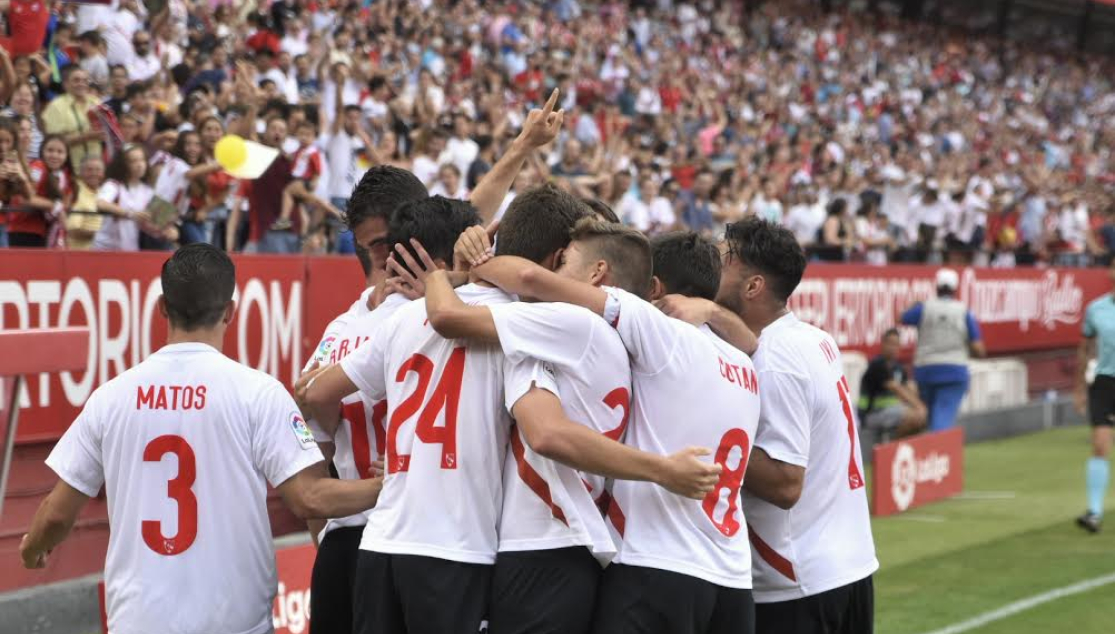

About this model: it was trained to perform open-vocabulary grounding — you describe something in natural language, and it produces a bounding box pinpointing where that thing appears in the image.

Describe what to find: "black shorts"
[1089,375,1115,427]
[490,547,600,634]
[309,526,363,634]
[754,575,874,634]
[353,551,493,634]
[590,564,755,634]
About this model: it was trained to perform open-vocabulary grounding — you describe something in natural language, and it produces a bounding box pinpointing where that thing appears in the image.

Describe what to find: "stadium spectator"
[859,328,928,439]
[64,154,105,250]
[40,66,100,169]
[93,143,153,252]
[901,269,987,432]
[0,0,1110,256]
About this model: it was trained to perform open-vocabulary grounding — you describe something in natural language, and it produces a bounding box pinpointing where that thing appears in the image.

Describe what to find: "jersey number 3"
[386,348,467,473]
[142,435,197,556]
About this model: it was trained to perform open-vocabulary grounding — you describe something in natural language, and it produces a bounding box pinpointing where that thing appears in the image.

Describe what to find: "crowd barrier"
[1,250,1109,443]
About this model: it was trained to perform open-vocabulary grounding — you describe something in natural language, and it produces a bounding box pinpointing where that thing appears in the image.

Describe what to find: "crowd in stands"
[0,0,1113,265]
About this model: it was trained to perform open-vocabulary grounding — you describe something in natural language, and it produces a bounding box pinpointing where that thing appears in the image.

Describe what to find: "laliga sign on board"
[873,428,964,517]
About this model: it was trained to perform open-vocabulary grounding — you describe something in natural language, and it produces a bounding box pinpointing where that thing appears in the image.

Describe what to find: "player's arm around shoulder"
[655,294,758,355]
[425,269,500,341]
[473,256,609,316]
[277,461,384,520]
[512,385,720,500]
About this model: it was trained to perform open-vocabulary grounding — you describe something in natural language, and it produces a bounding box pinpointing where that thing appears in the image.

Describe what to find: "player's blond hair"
[568,217,653,299]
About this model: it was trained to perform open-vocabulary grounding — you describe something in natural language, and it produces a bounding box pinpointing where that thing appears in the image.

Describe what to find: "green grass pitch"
[874,425,1115,634]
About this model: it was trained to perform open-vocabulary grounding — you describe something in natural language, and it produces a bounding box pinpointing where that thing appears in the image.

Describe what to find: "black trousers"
[755,575,874,634]
[1089,375,1115,427]
[353,551,493,634]
[309,526,363,634]
[590,563,755,634]
[490,547,600,634]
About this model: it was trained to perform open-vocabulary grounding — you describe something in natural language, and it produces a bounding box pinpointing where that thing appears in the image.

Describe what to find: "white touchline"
[894,515,946,523]
[954,491,1017,500]
[919,571,1115,634]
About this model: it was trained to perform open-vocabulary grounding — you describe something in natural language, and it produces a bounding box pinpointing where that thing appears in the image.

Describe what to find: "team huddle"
[20,94,877,634]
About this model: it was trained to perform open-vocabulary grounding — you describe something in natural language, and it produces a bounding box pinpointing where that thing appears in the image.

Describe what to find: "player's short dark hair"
[343,104,362,116]
[496,183,590,263]
[569,218,652,299]
[583,198,620,223]
[724,217,807,304]
[883,328,900,340]
[344,165,429,230]
[650,232,721,301]
[387,196,481,275]
[160,244,235,331]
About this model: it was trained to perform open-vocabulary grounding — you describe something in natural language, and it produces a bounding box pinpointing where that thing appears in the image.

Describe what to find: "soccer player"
[1074,257,1115,532]
[714,218,878,634]
[298,196,481,634]
[302,184,590,634]
[466,231,762,634]
[422,218,723,634]
[19,244,383,634]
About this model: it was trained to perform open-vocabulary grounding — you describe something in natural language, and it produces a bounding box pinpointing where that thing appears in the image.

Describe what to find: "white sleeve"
[604,286,679,376]
[754,370,812,468]
[304,318,345,374]
[340,320,391,402]
[488,302,594,368]
[503,356,561,415]
[97,180,121,203]
[45,395,105,497]
[251,379,325,487]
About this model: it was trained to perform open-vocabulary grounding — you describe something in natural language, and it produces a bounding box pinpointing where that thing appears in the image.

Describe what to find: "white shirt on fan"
[341,284,523,564]
[303,292,411,542]
[46,343,324,634]
[488,302,631,564]
[601,287,760,589]
[744,312,878,603]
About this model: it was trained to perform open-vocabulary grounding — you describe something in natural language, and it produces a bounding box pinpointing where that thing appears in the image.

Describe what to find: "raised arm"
[297,363,357,438]
[473,256,608,316]
[470,88,564,223]
[513,386,719,499]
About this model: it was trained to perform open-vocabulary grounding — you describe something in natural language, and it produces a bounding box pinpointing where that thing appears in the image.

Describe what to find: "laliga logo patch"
[891,443,917,512]
[291,413,316,449]
[316,336,336,360]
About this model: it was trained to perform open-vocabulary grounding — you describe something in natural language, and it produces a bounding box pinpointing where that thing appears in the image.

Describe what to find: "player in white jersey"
[19,244,383,634]
[715,218,878,634]
[302,186,589,634]
[470,231,762,634]
[424,218,723,634]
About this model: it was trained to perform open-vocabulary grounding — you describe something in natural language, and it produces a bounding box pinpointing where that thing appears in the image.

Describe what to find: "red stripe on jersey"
[747,523,797,581]
[597,490,627,537]
[510,427,569,526]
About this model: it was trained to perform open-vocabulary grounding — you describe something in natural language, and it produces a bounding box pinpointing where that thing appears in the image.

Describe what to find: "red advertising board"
[2,251,1110,443]
[872,428,965,516]
[791,264,1110,357]
[99,541,316,634]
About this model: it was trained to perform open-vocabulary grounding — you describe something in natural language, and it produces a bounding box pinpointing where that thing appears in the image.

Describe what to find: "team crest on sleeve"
[291,413,316,449]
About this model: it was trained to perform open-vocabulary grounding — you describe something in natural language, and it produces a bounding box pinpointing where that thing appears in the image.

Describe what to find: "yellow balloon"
[215,135,248,171]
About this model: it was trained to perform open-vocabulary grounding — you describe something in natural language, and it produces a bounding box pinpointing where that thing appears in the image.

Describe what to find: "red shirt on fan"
[290,145,323,182]
[237,154,293,244]
[9,159,71,236]
[1,0,50,56]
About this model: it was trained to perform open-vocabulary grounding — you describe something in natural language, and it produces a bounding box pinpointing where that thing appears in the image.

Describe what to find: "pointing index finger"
[541,88,559,116]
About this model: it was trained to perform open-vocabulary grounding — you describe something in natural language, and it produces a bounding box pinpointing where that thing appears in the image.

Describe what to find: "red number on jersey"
[385,348,466,473]
[342,399,388,479]
[701,428,751,537]
[602,387,630,441]
[837,376,865,490]
[141,435,198,556]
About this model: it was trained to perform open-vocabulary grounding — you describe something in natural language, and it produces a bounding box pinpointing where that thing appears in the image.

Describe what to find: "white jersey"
[488,302,631,563]
[744,312,878,603]
[46,343,323,634]
[601,288,760,588]
[341,284,522,564]
[306,293,411,541]
[304,286,376,441]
